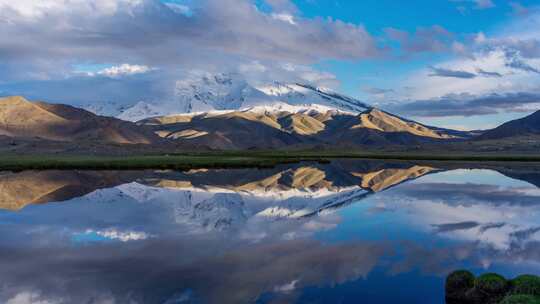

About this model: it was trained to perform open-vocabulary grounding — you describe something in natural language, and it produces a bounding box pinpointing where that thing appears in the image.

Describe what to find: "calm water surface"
[1,160,539,303]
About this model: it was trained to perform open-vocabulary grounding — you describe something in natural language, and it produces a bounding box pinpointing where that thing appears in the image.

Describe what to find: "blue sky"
[293,0,534,89]
[0,0,539,129]
[274,0,503,32]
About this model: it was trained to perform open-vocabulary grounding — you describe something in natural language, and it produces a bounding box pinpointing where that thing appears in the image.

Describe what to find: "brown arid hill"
[139,108,464,149]
[0,96,161,144]
[477,110,540,140]
[0,170,140,211]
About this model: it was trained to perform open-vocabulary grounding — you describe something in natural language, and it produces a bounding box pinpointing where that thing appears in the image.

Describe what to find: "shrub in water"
[446,270,475,303]
[447,270,475,291]
[475,273,508,295]
[499,294,540,304]
[472,273,509,304]
[445,271,540,304]
[510,275,540,296]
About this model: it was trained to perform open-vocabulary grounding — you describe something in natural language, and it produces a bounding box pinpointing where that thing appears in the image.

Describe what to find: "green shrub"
[510,275,540,296]
[447,270,475,291]
[499,294,540,304]
[445,271,540,304]
[475,273,508,295]
[446,270,476,303]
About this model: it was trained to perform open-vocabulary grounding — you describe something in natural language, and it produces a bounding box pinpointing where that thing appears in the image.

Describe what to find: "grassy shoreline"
[189,150,540,161]
[2,151,540,170]
[0,155,321,171]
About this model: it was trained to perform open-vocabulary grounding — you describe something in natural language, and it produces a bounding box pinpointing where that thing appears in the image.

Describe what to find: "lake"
[0,160,539,303]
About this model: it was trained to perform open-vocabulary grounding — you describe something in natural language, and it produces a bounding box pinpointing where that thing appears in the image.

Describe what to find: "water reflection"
[0,170,140,211]
[0,160,539,303]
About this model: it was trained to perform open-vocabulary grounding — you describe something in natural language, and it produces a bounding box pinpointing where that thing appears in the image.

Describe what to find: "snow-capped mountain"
[78,100,130,117]
[116,101,173,122]
[116,73,372,122]
[257,82,372,113]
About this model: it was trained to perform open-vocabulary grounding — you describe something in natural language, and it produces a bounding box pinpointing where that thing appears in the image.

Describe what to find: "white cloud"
[450,0,495,10]
[163,2,192,16]
[399,26,540,100]
[380,10,540,125]
[228,62,339,89]
[276,63,339,88]
[475,32,487,44]
[6,292,59,304]
[403,50,503,99]
[239,61,267,73]
[0,0,380,82]
[96,64,152,78]
[85,228,151,242]
[273,279,299,293]
[0,0,142,19]
[271,13,296,25]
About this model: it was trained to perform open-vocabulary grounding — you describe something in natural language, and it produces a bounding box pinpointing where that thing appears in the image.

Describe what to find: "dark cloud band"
[385,92,540,117]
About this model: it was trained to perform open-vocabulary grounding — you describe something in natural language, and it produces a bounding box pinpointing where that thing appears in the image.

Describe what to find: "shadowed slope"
[478,110,540,140]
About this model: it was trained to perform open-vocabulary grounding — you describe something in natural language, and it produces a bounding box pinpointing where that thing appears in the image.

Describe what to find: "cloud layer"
[386,92,540,117]
[0,0,381,82]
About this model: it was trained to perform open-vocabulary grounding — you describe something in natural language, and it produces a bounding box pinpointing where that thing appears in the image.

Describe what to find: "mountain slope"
[355,109,455,139]
[0,96,161,144]
[139,107,461,149]
[477,110,540,140]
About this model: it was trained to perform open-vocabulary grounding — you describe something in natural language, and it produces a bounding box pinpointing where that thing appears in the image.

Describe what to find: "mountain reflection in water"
[0,160,539,303]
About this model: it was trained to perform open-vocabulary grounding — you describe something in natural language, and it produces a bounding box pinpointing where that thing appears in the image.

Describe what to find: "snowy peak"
[258,82,372,113]
[244,103,347,115]
[80,100,129,117]
[174,72,252,113]
[117,72,372,121]
[117,101,170,122]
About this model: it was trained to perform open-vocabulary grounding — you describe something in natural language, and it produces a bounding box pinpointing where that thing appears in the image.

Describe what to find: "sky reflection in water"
[0,160,539,304]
